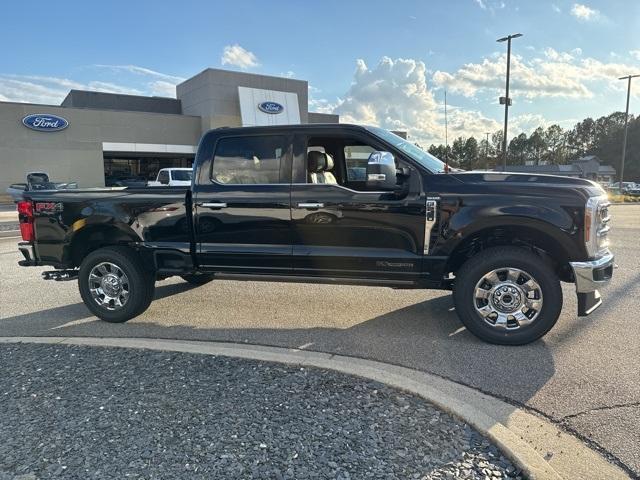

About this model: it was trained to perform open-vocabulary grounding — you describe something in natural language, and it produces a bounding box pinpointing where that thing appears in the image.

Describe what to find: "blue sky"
[1,0,638,144]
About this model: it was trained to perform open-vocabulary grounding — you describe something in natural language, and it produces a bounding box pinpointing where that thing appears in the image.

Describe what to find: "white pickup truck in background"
[147,168,193,187]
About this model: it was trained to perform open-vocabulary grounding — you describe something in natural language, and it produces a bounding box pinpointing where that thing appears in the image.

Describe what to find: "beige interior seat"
[308,151,337,185]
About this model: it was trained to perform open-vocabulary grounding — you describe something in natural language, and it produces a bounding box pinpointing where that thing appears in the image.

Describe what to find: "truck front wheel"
[78,247,155,323]
[453,246,563,345]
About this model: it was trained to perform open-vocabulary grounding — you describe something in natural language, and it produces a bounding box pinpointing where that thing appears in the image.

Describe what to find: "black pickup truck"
[15,124,614,345]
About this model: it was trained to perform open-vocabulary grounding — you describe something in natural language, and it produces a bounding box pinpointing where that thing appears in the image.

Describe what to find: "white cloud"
[510,114,550,135]
[0,65,183,104]
[149,80,177,97]
[319,57,505,144]
[570,3,600,21]
[432,50,638,99]
[221,44,259,70]
[0,75,143,105]
[93,64,184,83]
[473,0,506,13]
[630,50,640,61]
[544,47,574,62]
[552,4,561,13]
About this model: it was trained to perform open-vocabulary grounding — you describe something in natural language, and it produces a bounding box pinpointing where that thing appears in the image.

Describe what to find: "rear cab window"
[211,136,289,185]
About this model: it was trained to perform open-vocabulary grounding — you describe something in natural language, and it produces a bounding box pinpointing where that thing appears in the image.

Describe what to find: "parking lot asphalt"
[0,205,638,476]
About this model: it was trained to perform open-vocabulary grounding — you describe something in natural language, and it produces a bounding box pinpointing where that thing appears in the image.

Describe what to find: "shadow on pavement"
[0,286,555,406]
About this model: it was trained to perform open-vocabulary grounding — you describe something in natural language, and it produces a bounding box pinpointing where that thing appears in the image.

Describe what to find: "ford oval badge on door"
[258,101,284,114]
[22,114,69,132]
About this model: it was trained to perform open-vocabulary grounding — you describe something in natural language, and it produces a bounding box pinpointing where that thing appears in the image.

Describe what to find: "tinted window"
[172,170,192,181]
[212,136,287,184]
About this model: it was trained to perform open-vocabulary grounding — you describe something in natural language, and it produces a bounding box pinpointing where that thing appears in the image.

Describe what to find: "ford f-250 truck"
[15,124,614,345]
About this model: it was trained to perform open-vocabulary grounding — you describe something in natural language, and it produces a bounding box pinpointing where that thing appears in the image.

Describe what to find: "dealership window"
[212,136,288,184]
[104,156,193,186]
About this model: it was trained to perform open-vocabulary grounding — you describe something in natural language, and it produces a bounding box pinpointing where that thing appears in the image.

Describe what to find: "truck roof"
[206,123,370,136]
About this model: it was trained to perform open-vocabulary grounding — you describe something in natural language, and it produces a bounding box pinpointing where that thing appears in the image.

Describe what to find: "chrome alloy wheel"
[473,267,543,330]
[88,262,130,311]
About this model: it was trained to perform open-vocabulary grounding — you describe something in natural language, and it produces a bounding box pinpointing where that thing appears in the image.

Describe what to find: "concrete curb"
[0,211,17,220]
[0,336,628,480]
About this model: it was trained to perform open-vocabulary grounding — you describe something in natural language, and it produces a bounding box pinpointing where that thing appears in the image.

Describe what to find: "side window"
[344,145,375,182]
[212,136,288,185]
[158,171,169,184]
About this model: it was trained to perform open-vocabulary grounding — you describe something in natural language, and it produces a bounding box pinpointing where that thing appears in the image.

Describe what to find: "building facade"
[0,68,339,195]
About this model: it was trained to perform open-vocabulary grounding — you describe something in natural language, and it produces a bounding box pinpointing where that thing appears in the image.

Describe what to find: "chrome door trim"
[200,202,228,208]
[297,202,325,209]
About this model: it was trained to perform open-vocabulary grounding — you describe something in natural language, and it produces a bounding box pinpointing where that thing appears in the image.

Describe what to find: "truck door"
[290,130,426,281]
[193,133,292,273]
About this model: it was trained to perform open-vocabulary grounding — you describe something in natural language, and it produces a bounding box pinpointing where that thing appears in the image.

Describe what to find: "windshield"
[365,126,446,173]
[171,170,193,181]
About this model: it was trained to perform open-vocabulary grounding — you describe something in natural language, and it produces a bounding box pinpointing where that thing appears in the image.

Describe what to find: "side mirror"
[366,151,399,191]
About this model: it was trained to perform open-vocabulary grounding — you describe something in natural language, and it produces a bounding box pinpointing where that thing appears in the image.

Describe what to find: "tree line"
[425,112,640,181]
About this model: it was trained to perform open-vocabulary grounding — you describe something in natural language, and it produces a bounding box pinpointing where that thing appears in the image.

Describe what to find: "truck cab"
[15,124,614,345]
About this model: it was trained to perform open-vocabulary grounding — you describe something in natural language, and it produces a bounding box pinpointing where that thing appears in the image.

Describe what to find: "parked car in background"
[147,168,193,187]
[7,172,78,202]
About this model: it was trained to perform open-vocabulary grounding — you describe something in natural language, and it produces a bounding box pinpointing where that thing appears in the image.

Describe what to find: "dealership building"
[0,68,339,195]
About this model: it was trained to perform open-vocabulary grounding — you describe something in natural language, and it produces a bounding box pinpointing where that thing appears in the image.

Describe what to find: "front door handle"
[298,202,324,209]
[200,202,228,208]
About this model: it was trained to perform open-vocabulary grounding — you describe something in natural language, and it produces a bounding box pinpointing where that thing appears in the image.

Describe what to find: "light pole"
[485,132,491,170]
[618,74,639,188]
[497,33,523,171]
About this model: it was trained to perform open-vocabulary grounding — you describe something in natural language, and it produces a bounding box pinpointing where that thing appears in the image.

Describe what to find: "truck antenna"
[444,90,449,173]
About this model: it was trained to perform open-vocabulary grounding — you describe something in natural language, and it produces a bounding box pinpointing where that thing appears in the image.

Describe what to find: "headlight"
[585,195,611,257]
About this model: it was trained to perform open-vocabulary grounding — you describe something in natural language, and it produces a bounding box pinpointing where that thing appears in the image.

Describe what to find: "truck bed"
[22,186,192,268]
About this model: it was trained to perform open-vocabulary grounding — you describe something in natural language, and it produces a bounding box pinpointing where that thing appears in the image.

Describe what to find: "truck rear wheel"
[453,246,562,345]
[78,247,155,323]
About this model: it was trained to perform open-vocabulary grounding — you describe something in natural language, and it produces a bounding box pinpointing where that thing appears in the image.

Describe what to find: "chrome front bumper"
[569,251,615,316]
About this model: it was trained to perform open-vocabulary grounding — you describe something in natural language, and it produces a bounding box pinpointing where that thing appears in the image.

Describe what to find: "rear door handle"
[200,202,227,208]
[298,202,324,209]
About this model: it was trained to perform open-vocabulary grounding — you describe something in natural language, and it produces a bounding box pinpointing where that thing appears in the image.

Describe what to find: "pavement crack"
[561,401,640,421]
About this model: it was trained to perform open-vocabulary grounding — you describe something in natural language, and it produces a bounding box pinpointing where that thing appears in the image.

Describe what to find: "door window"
[344,145,375,182]
[158,171,170,184]
[212,136,288,184]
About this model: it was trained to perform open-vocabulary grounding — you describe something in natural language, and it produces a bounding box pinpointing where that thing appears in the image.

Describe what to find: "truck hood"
[450,171,595,186]
[449,171,604,193]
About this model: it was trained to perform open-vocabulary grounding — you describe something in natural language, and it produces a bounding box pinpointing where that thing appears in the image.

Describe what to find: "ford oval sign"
[258,101,284,114]
[22,114,69,132]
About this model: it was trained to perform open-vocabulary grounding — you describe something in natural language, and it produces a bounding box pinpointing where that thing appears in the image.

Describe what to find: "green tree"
[527,127,546,165]
[451,137,466,167]
[568,117,597,155]
[461,137,480,170]
[543,124,567,165]
[508,133,529,165]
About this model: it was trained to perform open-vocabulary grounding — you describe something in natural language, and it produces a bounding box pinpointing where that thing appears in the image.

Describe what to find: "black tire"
[180,274,215,285]
[78,246,155,323]
[453,246,563,345]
